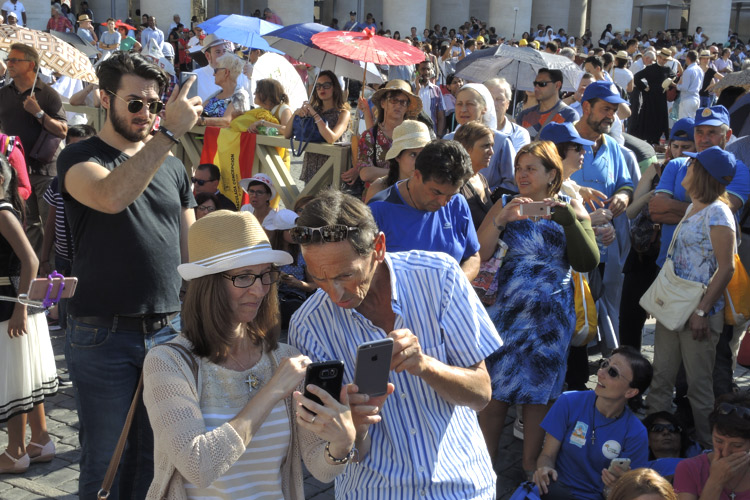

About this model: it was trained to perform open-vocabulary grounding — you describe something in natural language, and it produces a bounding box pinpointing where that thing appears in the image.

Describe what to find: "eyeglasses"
[649,423,681,434]
[246,188,269,196]
[315,82,333,90]
[598,358,632,382]
[222,269,280,288]
[196,204,216,213]
[191,177,216,186]
[213,67,227,75]
[105,89,164,114]
[387,96,410,107]
[533,80,553,87]
[290,225,359,244]
[717,402,750,420]
[6,58,30,64]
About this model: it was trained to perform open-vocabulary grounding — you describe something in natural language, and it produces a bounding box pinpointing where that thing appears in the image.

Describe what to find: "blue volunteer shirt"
[289,251,501,499]
[368,181,480,265]
[542,391,649,500]
[654,156,750,267]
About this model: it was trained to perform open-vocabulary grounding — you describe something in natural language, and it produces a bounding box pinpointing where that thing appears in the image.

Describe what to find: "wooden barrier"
[61,105,353,205]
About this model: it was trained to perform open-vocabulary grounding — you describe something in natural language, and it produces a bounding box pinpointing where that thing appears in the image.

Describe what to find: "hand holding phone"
[179,71,199,101]
[354,338,393,396]
[608,458,631,473]
[519,201,552,217]
[303,361,344,412]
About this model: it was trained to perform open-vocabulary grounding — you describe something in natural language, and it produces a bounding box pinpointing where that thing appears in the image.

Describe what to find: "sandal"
[28,440,55,464]
[0,450,29,474]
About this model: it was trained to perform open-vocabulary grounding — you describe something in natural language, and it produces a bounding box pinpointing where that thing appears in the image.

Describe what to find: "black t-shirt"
[0,80,67,175]
[57,136,196,316]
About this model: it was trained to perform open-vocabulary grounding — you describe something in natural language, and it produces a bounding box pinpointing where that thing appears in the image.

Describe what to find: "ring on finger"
[311,415,316,424]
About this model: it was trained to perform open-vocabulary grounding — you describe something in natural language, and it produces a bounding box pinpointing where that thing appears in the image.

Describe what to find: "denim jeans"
[66,314,180,500]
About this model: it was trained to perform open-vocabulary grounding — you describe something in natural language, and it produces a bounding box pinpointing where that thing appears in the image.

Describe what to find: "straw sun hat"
[385,120,432,160]
[371,79,423,117]
[177,211,292,281]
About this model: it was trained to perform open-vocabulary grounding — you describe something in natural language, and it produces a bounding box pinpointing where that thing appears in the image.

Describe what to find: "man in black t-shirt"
[56,52,201,499]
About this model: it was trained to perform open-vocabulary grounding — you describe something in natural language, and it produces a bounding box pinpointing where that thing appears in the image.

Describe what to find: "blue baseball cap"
[694,105,730,127]
[581,80,628,104]
[539,122,595,146]
[683,146,736,185]
[670,117,694,142]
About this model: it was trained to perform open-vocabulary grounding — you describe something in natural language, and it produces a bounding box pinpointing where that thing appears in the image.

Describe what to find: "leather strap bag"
[98,343,198,500]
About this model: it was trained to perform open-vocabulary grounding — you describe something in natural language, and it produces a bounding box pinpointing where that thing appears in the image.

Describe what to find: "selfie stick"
[0,271,68,308]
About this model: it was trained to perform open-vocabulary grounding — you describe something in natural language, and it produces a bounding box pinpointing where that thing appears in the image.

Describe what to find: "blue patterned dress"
[485,215,576,404]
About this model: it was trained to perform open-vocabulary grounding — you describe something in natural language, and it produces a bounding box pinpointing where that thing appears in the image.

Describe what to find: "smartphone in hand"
[179,71,199,100]
[354,338,394,397]
[519,201,551,217]
[303,360,344,411]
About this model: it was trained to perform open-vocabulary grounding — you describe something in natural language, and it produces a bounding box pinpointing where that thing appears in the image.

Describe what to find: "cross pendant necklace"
[730,492,736,500]
[246,373,260,390]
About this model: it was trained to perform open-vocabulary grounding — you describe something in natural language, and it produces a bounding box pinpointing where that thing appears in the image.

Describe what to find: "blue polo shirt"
[369,181,480,265]
[569,134,634,202]
[654,156,750,267]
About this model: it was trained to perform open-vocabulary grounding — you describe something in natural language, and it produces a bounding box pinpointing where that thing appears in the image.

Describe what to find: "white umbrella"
[251,52,307,111]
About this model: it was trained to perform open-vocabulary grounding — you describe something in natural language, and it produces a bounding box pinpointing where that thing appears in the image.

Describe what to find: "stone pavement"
[5,321,749,499]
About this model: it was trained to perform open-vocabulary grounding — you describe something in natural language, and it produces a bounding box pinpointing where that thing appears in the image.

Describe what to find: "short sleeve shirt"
[369,182,480,264]
[517,102,579,139]
[570,134,634,202]
[674,453,750,499]
[542,391,649,500]
[57,136,195,316]
[2,1,25,14]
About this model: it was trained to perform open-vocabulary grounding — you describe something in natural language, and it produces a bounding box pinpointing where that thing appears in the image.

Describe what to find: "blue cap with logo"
[581,80,628,104]
[670,117,694,142]
[539,122,595,146]
[683,146,736,185]
[694,105,730,127]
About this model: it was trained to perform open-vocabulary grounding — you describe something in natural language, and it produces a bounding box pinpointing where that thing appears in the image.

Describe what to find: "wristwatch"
[35,110,45,120]
[695,309,707,317]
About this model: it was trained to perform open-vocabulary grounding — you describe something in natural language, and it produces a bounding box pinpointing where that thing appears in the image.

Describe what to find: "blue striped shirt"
[289,250,501,500]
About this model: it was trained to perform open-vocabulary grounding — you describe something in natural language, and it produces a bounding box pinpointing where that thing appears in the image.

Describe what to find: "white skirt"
[0,312,59,422]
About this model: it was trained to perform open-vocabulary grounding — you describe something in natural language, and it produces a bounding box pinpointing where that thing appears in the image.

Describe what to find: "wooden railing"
[63,104,352,205]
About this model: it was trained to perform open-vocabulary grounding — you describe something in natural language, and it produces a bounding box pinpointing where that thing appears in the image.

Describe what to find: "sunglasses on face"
[387,96,409,107]
[191,177,217,186]
[105,89,164,114]
[290,224,359,244]
[533,80,553,87]
[717,402,750,420]
[315,82,333,90]
[649,423,681,434]
[222,269,280,288]
[567,144,584,153]
[213,67,227,75]
[598,358,632,382]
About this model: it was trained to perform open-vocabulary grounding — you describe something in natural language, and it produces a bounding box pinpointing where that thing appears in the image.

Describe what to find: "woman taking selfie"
[143,211,356,499]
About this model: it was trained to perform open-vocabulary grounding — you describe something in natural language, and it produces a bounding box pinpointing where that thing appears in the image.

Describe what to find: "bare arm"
[626,163,658,219]
[617,102,631,120]
[64,79,202,214]
[317,109,350,144]
[648,192,688,224]
[533,433,563,495]
[69,84,100,107]
[0,210,38,338]
[460,251,480,281]
[203,103,235,129]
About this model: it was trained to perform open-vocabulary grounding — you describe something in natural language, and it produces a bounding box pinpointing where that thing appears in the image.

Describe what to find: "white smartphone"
[27,277,78,301]
[353,338,394,396]
[608,458,631,473]
[519,201,551,217]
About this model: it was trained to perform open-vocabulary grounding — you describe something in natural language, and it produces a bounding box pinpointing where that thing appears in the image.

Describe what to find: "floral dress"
[300,107,343,183]
[202,96,230,118]
[485,206,575,404]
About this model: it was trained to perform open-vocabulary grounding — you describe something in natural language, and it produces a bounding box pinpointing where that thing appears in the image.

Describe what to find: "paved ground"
[4,320,749,499]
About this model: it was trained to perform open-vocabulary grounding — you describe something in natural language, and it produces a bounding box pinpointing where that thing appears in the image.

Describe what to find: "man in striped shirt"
[289,189,501,499]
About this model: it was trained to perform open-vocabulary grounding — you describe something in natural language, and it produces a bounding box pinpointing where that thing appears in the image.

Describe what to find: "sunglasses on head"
[105,89,164,114]
[649,423,681,433]
[191,177,216,186]
[598,358,632,382]
[315,82,333,90]
[533,80,552,87]
[717,402,750,420]
[290,225,359,244]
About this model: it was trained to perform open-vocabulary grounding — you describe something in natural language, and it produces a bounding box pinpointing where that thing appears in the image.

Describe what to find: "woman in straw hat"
[613,51,634,93]
[142,211,356,499]
[363,119,431,203]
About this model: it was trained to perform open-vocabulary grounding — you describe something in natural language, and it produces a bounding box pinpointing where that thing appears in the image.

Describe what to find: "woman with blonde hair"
[607,468,677,500]
[199,53,250,125]
[143,211,355,498]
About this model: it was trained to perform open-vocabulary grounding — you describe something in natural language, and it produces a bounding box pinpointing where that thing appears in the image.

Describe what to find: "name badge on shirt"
[570,421,588,448]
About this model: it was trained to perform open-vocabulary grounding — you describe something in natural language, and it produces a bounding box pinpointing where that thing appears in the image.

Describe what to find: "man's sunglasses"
[648,423,681,434]
[598,358,632,382]
[533,80,552,87]
[290,225,359,244]
[717,402,750,420]
[105,89,164,114]
[191,177,216,186]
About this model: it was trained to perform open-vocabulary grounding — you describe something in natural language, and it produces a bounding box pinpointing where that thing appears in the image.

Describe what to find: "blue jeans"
[66,314,180,500]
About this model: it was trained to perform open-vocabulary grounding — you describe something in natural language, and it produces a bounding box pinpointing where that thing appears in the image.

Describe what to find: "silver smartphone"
[27,277,78,300]
[519,201,551,217]
[608,458,631,473]
[353,338,394,397]
[179,71,199,101]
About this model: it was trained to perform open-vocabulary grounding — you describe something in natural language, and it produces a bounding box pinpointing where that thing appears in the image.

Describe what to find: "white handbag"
[639,213,709,331]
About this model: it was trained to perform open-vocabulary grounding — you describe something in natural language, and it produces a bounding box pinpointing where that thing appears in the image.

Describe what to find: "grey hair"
[559,47,576,61]
[214,53,245,81]
[484,77,512,101]
[295,189,379,256]
[644,50,657,61]
[51,3,62,13]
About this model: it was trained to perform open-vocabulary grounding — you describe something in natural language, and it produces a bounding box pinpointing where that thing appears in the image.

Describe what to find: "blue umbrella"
[196,14,228,33]
[264,23,383,83]
[211,26,281,53]
[198,14,282,52]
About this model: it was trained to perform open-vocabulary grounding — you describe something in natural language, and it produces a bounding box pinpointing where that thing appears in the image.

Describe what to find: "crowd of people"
[1,6,750,500]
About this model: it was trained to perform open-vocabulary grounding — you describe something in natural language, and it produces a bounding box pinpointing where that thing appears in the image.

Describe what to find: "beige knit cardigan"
[142,336,345,500]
